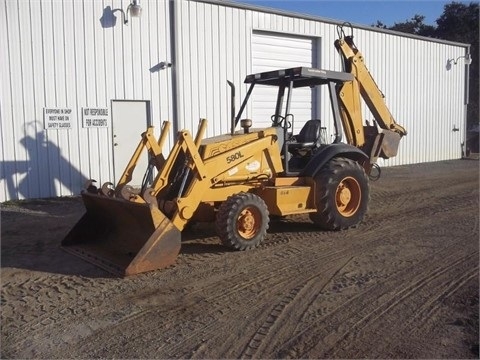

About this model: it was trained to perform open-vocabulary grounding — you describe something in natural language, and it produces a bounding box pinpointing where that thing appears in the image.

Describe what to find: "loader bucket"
[62,192,181,276]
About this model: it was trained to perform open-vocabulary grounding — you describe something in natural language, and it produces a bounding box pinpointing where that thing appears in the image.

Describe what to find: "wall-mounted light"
[149,62,172,73]
[118,0,142,25]
[126,0,142,21]
[448,53,472,66]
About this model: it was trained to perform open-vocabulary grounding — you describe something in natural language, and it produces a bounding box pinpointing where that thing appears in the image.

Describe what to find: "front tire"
[309,157,369,230]
[216,193,269,250]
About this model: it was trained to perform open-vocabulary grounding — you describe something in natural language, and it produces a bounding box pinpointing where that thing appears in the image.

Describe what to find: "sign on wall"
[82,107,109,128]
[43,108,73,130]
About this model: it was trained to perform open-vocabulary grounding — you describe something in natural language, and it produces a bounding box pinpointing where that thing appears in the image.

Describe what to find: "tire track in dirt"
[4,245,302,357]
[367,266,480,357]
[407,267,478,333]
[2,267,188,358]
[368,192,477,233]
[2,236,288,351]
[1,275,126,357]
[2,275,98,328]
[326,253,478,358]
[178,211,434,357]
[184,256,356,359]
[175,221,300,270]
[240,257,354,359]
[340,265,479,358]
[167,205,452,355]
[64,245,353,358]
[370,172,477,211]
[273,246,476,359]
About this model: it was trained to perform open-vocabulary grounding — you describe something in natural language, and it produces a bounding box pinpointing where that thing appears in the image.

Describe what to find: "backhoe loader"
[62,25,407,276]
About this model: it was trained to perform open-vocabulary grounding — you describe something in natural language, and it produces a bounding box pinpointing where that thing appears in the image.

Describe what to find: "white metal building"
[0,0,470,201]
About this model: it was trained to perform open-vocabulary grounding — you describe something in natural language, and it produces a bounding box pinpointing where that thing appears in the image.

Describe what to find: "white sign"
[44,108,73,130]
[82,107,109,128]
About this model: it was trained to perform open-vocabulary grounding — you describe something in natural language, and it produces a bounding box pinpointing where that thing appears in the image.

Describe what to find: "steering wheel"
[271,114,292,129]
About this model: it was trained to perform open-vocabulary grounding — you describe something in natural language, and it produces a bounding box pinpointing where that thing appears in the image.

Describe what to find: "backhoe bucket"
[62,192,181,276]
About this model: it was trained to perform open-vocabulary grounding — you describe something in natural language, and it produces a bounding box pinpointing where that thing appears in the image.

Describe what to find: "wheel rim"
[335,176,361,217]
[237,206,262,239]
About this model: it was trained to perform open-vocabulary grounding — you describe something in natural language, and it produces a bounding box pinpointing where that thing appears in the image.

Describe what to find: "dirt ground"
[1,159,479,359]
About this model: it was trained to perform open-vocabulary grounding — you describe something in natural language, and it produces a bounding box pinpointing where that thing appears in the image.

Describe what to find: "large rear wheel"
[216,192,269,250]
[309,157,369,230]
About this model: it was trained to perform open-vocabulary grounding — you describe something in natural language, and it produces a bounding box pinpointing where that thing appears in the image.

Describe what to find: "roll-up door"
[251,31,318,129]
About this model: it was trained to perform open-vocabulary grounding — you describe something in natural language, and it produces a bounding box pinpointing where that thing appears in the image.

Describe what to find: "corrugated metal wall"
[0,0,468,201]
[0,0,174,201]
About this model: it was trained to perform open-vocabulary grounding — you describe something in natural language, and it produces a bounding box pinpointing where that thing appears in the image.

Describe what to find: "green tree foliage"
[374,2,479,130]
[390,14,436,37]
[436,2,479,128]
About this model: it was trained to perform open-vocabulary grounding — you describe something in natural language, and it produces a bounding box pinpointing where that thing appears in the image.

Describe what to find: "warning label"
[82,107,109,128]
[44,108,73,130]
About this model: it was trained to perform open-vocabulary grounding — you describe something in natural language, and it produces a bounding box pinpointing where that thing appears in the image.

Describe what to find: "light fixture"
[448,53,472,66]
[119,0,142,25]
[126,0,142,20]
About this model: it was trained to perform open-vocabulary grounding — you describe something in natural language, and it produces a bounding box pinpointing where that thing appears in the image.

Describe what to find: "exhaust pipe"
[227,80,236,135]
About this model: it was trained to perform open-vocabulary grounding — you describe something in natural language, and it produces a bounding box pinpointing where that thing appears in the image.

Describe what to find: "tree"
[373,20,387,29]
[389,14,436,37]
[435,2,479,130]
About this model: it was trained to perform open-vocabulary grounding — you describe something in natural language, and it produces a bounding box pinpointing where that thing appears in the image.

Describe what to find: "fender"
[300,143,368,177]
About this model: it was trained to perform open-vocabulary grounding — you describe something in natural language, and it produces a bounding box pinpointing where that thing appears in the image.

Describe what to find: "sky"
[237,0,468,27]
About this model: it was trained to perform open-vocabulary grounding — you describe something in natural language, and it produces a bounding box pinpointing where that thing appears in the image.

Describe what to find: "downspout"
[463,45,471,157]
[169,0,179,134]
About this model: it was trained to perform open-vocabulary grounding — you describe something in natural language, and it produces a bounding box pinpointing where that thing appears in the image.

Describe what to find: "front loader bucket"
[62,192,181,276]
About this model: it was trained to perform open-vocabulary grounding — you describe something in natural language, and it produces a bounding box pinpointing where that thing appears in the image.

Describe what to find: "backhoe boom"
[334,32,406,158]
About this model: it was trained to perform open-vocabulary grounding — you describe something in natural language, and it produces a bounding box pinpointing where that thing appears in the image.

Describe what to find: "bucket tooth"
[101,182,115,197]
[84,179,99,194]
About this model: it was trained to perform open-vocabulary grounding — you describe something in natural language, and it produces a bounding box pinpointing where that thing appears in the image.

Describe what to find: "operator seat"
[288,119,323,155]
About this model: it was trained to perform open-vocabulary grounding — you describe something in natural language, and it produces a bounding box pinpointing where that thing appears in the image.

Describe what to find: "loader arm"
[60,120,283,276]
[334,33,407,156]
[150,125,283,232]
[115,122,170,198]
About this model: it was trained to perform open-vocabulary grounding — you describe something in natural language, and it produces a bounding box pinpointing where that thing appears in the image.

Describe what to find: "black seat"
[288,119,322,153]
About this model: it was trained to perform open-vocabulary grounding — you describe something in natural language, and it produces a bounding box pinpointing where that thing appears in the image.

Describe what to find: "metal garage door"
[251,31,318,129]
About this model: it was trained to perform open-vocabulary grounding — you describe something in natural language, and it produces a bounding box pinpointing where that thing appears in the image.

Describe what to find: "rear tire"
[216,193,269,250]
[309,157,369,230]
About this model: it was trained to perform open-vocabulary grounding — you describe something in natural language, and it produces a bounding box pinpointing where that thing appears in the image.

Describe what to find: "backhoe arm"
[335,35,407,139]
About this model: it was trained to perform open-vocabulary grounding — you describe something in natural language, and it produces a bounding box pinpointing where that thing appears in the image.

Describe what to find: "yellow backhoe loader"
[62,25,407,276]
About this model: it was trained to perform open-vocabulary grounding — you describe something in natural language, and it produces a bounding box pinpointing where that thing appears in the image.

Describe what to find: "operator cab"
[232,67,354,175]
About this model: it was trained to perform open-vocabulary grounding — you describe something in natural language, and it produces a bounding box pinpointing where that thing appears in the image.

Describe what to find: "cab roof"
[244,67,354,87]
